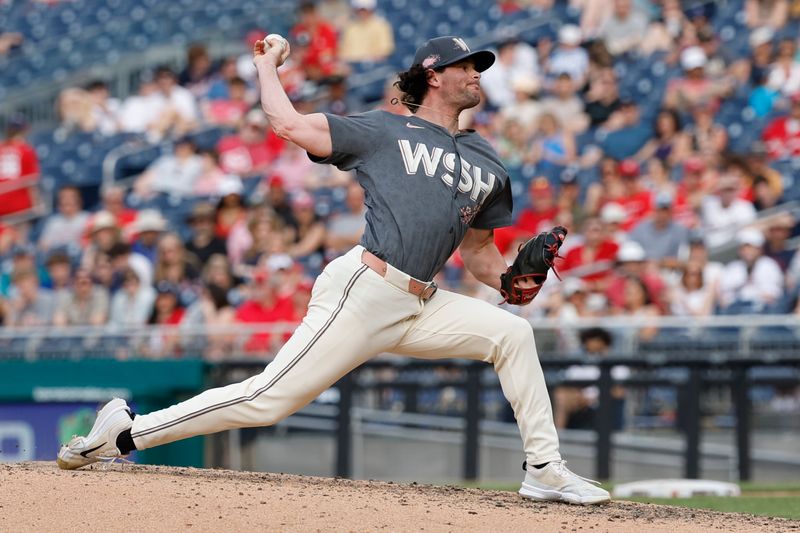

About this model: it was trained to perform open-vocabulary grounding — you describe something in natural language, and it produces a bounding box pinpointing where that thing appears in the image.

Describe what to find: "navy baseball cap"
[412,36,495,72]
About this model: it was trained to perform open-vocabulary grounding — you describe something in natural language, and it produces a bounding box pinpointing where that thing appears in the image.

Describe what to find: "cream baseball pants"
[131,246,562,466]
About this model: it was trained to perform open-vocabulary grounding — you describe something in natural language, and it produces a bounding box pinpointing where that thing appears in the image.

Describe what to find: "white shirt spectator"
[767,62,800,96]
[701,196,757,248]
[718,256,784,309]
[481,41,540,109]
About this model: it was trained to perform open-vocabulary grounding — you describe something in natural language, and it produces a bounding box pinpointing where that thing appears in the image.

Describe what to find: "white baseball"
[264,33,290,65]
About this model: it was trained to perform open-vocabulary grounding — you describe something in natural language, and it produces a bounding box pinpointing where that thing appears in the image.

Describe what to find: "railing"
[208,353,800,482]
[1,314,800,360]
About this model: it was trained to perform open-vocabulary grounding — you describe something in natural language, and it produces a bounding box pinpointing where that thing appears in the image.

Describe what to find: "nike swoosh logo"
[80,442,107,458]
[406,122,424,129]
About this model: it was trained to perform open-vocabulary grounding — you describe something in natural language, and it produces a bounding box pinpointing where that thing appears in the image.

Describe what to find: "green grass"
[461,481,800,520]
[626,495,800,520]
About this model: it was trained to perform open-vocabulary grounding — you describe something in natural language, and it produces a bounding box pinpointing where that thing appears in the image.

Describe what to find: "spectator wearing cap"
[763,214,797,272]
[605,241,667,311]
[53,268,109,326]
[553,327,628,430]
[0,116,39,218]
[557,170,586,229]
[214,179,246,239]
[763,93,800,159]
[108,241,153,289]
[290,1,341,81]
[38,186,91,252]
[185,203,227,267]
[234,268,295,353]
[701,164,757,248]
[540,72,589,134]
[217,109,285,178]
[288,191,327,263]
[130,209,168,264]
[546,25,589,87]
[605,160,653,231]
[108,267,156,327]
[663,46,733,114]
[318,75,362,116]
[670,260,717,317]
[673,156,709,228]
[634,109,690,167]
[264,175,298,229]
[718,228,784,313]
[5,267,55,326]
[629,191,689,269]
[202,76,251,128]
[560,216,619,286]
[338,0,394,63]
[325,180,367,259]
[745,0,789,29]
[133,137,203,200]
[744,27,776,88]
[598,0,649,56]
[80,210,121,272]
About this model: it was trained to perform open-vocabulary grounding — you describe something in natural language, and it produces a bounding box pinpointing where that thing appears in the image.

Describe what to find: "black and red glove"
[499,226,567,305]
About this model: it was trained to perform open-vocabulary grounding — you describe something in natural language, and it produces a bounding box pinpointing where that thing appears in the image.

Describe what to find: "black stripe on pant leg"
[132,265,369,439]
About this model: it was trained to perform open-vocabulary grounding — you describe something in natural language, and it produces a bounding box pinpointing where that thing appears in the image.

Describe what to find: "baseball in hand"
[264,33,290,66]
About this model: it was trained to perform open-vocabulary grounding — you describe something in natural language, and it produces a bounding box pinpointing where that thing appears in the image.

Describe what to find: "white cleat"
[519,460,611,505]
[56,398,133,470]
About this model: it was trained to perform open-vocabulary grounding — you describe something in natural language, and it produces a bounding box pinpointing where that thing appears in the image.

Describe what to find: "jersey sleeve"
[309,111,385,171]
[471,177,513,230]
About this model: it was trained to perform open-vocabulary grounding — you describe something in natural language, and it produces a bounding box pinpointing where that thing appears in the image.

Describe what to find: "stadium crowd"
[2,0,800,360]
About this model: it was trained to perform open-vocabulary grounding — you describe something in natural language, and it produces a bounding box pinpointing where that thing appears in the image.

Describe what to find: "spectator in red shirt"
[216,109,285,178]
[516,177,559,233]
[202,76,251,128]
[560,216,619,286]
[604,159,653,231]
[290,1,341,81]
[100,184,137,230]
[494,177,557,254]
[0,117,39,218]
[763,93,800,160]
[235,268,295,353]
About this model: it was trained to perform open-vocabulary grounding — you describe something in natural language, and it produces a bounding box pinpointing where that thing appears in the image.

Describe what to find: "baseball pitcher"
[57,34,610,505]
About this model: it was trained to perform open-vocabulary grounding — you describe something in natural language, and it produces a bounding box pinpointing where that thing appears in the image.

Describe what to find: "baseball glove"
[499,226,567,305]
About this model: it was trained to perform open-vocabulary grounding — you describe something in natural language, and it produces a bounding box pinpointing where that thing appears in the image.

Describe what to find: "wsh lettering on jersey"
[397,140,496,204]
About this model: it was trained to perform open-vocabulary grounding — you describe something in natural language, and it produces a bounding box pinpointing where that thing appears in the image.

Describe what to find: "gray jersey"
[312,110,512,281]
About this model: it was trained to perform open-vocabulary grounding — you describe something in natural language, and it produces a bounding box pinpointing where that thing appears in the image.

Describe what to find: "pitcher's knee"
[501,315,536,349]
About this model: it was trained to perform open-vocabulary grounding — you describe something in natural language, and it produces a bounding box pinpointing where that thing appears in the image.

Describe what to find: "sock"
[116,429,137,455]
[522,460,551,471]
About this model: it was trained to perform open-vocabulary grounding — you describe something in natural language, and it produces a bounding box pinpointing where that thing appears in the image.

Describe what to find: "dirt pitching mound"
[1,462,795,532]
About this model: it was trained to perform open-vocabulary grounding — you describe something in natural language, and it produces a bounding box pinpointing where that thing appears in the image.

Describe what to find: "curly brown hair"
[394,64,431,113]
